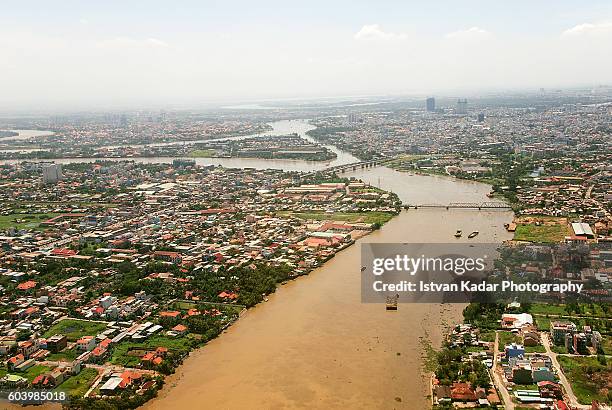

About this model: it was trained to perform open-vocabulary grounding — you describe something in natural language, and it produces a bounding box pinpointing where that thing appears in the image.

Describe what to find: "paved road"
[491,331,515,410]
[541,332,590,410]
[84,367,106,397]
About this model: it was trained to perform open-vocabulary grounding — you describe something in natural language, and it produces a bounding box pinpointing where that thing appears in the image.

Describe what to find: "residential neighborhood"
[0,160,400,406]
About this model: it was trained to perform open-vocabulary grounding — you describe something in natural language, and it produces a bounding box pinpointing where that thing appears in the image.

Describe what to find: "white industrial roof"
[571,222,594,237]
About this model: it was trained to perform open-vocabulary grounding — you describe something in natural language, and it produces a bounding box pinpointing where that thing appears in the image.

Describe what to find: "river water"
[141,154,513,409]
[0,129,55,141]
[3,120,513,409]
[0,120,358,172]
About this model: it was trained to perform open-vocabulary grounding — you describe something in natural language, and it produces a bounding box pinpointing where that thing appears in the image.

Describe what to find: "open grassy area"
[389,154,428,163]
[278,211,396,226]
[21,364,52,382]
[46,348,78,362]
[479,331,496,342]
[498,331,522,351]
[558,356,612,404]
[110,334,193,367]
[534,316,551,331]
[513,384,539,390]
[529,304,569,316]
[552,345,568,354]
[54,368,98,398]
[43,319,108,342]
[525,345,546,353]
[0,212,60,231]
[513,217,570,243]
[189,149,216,158]
[603,337,612,356]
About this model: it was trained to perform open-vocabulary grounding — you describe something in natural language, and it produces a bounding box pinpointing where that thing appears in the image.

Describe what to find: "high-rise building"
[42,164,62,184]
[426,97,436,112]
[456,99,468,115]
[477,113,485,122]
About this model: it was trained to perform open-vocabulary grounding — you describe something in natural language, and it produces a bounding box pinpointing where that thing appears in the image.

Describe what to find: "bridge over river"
[300,158,512,210]
[302,158,394,178]
[403,202,512,210]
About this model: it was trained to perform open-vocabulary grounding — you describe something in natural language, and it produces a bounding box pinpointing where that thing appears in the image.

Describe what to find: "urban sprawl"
[0,89,610,409]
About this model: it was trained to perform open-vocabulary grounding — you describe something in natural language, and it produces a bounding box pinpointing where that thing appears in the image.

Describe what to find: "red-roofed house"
[17,280,37,291]
[154,251,182,264]
[51,248,77,257]
[119,371,141,388]
[451,382,477,402]
[218,291,238,300]
[141,352,155,363]
[159,311,181,318]
[7,353,24,370]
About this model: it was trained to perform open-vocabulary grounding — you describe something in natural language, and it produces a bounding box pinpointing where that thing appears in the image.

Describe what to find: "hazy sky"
[1,0,611,110]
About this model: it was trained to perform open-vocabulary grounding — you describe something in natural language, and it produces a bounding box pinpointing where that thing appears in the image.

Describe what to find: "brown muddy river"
[144,167,513,409]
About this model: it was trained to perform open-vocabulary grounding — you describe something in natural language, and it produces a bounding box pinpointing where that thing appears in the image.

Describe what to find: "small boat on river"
[454,230,462,238]
[468,231,479,239]
[386,294,399,310]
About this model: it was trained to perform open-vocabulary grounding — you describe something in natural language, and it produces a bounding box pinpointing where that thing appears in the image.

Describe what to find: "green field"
[513,384,539,390]
[110,334,193,367]
[524,345,546,353]
[479,331,496,342]
[513,222,570,243]
[603,337,612,355]
[278,211,396,226]
[47,348,78,362]
[558,356,611,404]
[0,213,60,231]
[54,368,98,398]
[189,149,216,158]
[21,364,52,382]
[552,345,568,354]
[529,304,569,316]
[498,331,522,351]
[43,319,108,341]
[530,303,612,318]
[534,316,551,330]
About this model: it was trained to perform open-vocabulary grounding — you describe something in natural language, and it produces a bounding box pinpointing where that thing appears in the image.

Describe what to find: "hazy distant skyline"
[1,0,612,110]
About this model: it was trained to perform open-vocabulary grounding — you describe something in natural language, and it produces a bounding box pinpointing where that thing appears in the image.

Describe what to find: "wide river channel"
[5,120,514,409]
[141,120,513,409]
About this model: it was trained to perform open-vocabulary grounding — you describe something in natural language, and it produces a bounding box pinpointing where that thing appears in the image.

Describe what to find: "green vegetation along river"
[144,166,513,409]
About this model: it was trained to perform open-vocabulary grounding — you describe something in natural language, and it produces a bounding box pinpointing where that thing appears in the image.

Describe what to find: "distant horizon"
[2,1,611,112]
[1,83,611,116]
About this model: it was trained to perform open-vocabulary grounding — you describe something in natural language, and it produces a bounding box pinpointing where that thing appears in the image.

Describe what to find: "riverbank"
[0,120,360,172]
[144,212,469,410]
[142,166,514,409]
[1,120,515,409]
